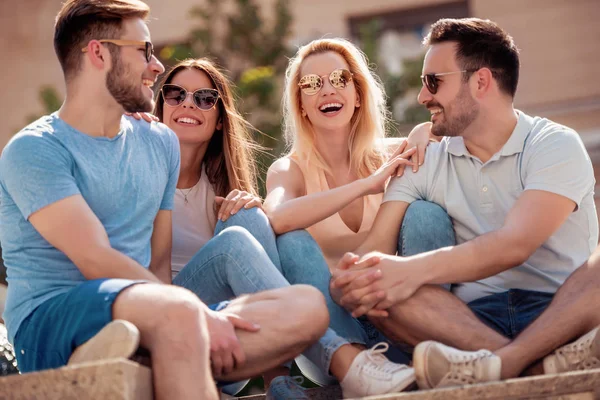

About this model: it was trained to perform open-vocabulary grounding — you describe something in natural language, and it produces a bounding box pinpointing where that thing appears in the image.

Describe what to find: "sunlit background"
[1,0,599,199]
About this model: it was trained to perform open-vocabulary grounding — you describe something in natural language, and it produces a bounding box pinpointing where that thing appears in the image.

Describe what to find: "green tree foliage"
[357,19,430,135]
[25,86,62,124]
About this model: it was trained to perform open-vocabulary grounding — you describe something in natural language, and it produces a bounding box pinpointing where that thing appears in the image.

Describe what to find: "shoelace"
[444,350,494,385]
[363,342,406,379]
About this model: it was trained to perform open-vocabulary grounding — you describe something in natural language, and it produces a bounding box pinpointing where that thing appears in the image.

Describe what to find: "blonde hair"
[282,38,389,177]
[154,59,260,206]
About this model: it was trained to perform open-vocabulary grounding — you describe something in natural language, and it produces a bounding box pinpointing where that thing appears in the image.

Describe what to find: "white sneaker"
[544,326,600,374]
[339,342,415,398]
[413,341,501,389]
[68,320,140,365]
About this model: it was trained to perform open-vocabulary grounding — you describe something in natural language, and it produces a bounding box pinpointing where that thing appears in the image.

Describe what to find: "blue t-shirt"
[0,113,180,343]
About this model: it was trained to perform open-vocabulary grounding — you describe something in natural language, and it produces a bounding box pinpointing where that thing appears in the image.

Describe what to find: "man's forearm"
[400,229,530,286]
[77,246,162,283]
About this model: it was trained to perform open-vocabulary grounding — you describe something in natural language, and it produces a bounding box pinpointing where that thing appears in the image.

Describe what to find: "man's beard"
[106,55,153,113]
[430,84,479,137]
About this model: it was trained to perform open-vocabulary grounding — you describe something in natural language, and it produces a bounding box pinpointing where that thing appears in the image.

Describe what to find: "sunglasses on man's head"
[298,68,354,96]
[81,40,154,63]
[161,84,220,110]
[420,70,477,94]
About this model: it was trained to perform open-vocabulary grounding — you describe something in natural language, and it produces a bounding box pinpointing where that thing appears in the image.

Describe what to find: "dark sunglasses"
[420,69,477,94]
[161,84,220,110]
[81,40,154,63]
[298,68,354,95]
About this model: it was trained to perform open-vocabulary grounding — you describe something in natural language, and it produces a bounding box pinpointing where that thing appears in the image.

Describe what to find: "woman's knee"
[217,207,270,232]
[277,230,322,263]
[400,200,455,256]
[213,226,259,253]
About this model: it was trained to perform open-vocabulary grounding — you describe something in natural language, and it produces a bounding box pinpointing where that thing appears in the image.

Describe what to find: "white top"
[171,170,217,278]
[384,111,598,303]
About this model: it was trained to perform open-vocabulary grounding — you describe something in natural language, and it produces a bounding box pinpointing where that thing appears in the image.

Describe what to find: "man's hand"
[333,253,430,318]
[205,309,260,378]
[330,252,389,317]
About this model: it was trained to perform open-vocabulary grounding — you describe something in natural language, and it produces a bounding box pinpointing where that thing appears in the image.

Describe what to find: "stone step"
[1,360,598,399]
[0,358,152,400]
[239,368,600,399]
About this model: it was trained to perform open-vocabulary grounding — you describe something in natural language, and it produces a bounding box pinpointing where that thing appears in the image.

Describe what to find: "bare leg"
[371,285,510,351]
[218,285,329,382]
[496,252,600,378]
[113,284,218,400]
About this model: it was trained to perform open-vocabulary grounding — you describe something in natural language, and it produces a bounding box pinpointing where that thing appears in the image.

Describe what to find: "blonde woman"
[263,39,436,397]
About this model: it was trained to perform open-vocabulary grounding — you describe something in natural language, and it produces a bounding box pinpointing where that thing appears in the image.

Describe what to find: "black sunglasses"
[161,84,220,110]
[420,70,477,94]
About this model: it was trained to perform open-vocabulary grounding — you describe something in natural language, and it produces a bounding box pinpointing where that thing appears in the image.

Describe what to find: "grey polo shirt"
[383,111,598,303]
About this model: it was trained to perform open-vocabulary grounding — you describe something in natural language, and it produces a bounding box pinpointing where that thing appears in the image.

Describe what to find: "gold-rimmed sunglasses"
[298,69,354,96]
[81,40,154,63]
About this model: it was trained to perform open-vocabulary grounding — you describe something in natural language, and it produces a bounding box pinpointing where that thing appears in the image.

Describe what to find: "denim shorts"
[13,278,148,373]
[468,289,554,339]
[14,278,229,373]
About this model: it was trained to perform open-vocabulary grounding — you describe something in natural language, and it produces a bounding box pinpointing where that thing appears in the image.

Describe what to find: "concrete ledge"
[355,368,600,399]
[0,358,152,400]
[239,369,600,399]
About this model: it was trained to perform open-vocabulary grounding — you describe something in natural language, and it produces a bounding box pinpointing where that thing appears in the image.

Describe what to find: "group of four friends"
[1,0,599,399]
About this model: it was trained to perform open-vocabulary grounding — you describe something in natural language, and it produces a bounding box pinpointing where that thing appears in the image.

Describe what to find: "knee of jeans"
[400,200,455,256]
[276,229,318,255]
[216,207,269,232]
[214,226,259,255]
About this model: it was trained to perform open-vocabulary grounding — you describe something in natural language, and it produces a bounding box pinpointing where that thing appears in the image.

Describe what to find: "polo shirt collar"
[499,110,534,156]
[445,110,533,158]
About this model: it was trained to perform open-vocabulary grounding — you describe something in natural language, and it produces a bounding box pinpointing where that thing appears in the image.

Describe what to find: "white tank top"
[171,170,216,279]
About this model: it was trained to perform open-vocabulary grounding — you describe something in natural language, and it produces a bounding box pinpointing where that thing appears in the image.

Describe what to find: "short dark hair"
[423,18,520,97]
[54,0,150,81]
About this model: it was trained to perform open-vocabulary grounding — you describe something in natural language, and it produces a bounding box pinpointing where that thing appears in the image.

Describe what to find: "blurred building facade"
[1,0,599,195]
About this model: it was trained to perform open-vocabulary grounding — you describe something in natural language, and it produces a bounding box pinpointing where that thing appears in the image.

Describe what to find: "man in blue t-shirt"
[0,1,328,398]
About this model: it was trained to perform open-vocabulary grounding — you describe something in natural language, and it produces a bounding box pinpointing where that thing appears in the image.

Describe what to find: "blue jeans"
[399,201,553,339]
[172,208,352,382]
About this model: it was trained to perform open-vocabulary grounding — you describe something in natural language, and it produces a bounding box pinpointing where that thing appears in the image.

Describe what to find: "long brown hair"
[154,58,260,206]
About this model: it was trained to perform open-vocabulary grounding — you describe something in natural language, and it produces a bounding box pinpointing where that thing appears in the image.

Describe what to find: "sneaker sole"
[413,341,435,389]
[341,368,416,398]
[68,319,140,366]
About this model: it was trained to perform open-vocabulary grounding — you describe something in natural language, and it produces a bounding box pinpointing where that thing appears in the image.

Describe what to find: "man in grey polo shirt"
[330,17,600,389]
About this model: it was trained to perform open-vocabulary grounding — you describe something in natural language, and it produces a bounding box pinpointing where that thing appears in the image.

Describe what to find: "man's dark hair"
[54,0,150,81]
[423,18,520,97]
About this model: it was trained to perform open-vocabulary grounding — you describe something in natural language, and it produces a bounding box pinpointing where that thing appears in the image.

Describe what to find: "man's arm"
[409,189,575,284]
[149,210,173,284]
[337,189,575,316]
[355,200,411,255]
[29,195,161,282]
